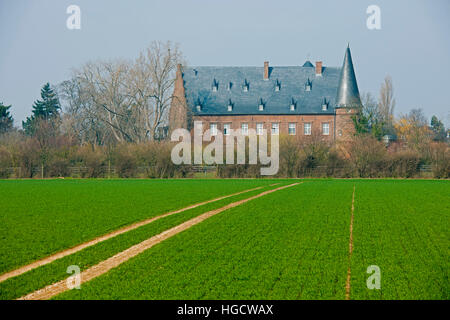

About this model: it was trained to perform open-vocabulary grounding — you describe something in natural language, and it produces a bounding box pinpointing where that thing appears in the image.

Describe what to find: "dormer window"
[290,98,296,111]
[196,98,202,112]
[275,79,281,92]
[322,98,329,111]
[258,98,265,111]
[212,79,218,92]
[193,69,198,76]
[227,82,232,91]
[227,99,233,112]
[243,79,249,92]
[305,78,312,91]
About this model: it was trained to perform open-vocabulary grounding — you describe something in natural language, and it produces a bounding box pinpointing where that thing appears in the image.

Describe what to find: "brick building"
[169,45,361,141]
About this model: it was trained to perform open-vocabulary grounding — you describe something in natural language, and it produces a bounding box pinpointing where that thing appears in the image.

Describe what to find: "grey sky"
[1,0,449,127]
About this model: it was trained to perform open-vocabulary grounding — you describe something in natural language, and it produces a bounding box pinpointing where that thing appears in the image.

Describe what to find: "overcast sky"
[1,0,449,126]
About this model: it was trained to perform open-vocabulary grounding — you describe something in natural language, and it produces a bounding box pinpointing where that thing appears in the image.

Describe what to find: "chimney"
[315,61,322,76]
[264,61,269,80]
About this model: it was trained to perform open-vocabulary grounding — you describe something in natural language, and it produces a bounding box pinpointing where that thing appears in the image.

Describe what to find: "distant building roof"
[336,46,361,107]
[183,46,360,116]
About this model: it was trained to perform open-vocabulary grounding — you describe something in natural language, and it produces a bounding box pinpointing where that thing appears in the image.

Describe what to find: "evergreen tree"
[23,82,61,135]
[0,102,14,134]
[430,115,446,141]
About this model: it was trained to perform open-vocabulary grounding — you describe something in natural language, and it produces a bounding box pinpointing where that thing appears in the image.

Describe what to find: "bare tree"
[379,76,396,134]
[127,41,184,141]
[60,41,184,144]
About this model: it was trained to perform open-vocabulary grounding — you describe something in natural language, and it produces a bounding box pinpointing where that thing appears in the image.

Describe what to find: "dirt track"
[345,185,356,300]
[1,184,275,283]
[18,182,300,300]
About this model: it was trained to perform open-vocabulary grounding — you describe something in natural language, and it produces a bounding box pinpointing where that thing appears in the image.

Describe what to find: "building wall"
[192,114,336,140]
[168,64,188,133]
[335,107,358,142]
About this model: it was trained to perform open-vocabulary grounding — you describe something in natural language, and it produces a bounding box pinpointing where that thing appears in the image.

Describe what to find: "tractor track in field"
[345,185,356,300]
[18,182,301,300]
[0,184,279,284]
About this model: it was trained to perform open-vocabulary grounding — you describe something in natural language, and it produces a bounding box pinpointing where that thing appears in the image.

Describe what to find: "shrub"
[349,135,387,178]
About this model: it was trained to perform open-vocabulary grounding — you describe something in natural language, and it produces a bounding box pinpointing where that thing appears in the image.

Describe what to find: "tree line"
[0,42,448,179]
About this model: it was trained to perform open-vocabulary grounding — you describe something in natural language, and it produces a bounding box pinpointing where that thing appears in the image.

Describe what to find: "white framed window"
[227,105,233,112]
[271,123,279,135]
[322,122,330,135]
[223,123,231,136]
[288,123,296,135]
[210,123,217,136]
[196,105,201,112]
[256,123,264,135]
[304,122,311,135]
[258,104,264,111]
[290,104,295,111]
[241,123,248,135]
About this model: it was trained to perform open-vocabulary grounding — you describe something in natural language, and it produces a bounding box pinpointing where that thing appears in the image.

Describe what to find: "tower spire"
[336,45,361,107]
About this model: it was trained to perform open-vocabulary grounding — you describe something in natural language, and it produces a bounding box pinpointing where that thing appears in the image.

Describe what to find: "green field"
[0,179,448,300]
[0,179,274,274]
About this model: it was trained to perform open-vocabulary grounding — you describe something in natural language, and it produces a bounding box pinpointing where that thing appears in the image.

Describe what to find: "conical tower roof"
[336,45,361,107]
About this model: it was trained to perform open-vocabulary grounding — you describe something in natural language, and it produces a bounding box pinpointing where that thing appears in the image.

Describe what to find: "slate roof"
[184,47,360,116]
[336,46,361,107]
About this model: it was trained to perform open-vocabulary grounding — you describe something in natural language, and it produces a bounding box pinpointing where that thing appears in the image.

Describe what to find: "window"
[241,123,248,135]
[258,98,265,111]
[290,98,296,111]
[288,123,296,135]
[271,123,279,135]
[227,99,233,112]
[305,78,312,91]
[256,123,264,135]
[212,79,218,92]
[322,123,330,135]
[210,123,217,136]
[196,105,201,112]
[322,98,328,111]
[275,80,281,92]
[243,80,249,92]
[223,123,231,136]
[304,122,311,135]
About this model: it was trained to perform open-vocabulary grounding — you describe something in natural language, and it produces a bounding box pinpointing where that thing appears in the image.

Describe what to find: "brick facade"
[168,64,188,133]
[335,107,357,141]
[192,114,337,140]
